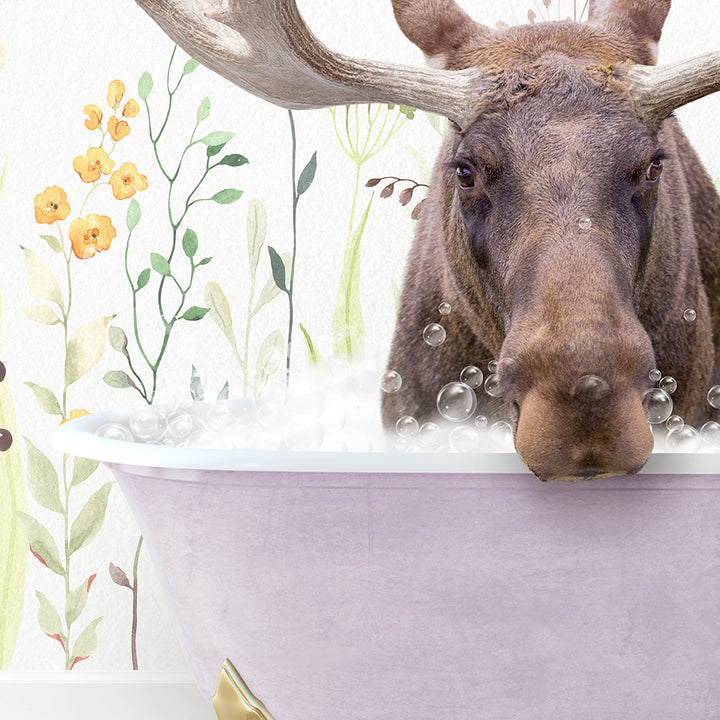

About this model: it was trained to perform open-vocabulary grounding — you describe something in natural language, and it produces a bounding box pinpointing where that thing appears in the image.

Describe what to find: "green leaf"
[332,196,373,359]
[246,198,267,274]
[39,235,62,253]
[299,323,320,365]
[297,151,317,197]
[190,365,203,401]
[68,482,113,556]
[16,511,64,575]
[23,437,63,513]
[398,106,416,119]
[70,617,102,668]
[253,330,285,397]
[181,306,210,321]
[268,245,287,293]
[20,246,64,309]
[201,131,235,146]
[197,97,211,123]
[204,282,237,354]
[24,382,62,417]
[108,325,128,356]
[137,268,151,290]
[252,253,290,317]
[22,305,61,326]
[218,154,249,167]
[36,591,64,641]
[182,229,198,258]
[66,575,96,627]
[138,71,153,101]
[150,252,171,276]
[217,381,229,401]
[206,144,226,158]
[425,111,445,137]
[212,189,243,205]
[103,370,138,390]
[183,58,200,75]
[126,199,141,232]
[71,457,100,488]
[65,315,115,387]
[197,256,212,266]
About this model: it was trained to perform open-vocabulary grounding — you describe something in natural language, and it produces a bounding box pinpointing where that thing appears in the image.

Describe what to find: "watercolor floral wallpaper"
[1,0,719,678]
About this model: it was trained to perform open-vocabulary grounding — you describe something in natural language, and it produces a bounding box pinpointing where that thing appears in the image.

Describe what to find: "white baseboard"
[0,672,216,720]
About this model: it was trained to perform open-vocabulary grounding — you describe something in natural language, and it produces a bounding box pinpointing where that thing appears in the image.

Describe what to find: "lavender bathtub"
[54,406,720,719]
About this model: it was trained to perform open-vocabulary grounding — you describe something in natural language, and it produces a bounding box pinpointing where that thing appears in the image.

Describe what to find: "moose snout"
[512,381,654,482]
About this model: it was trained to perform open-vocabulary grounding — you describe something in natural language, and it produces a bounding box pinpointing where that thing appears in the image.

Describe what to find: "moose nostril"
[571,374,610,402]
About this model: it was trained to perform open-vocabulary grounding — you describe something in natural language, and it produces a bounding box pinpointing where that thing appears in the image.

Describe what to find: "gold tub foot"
[212,659,276,720]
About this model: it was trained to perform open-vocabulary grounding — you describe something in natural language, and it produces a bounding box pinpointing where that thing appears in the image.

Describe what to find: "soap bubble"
[571,374,609,401]
[257,401,284,429]
[165,411,195,442]
[487,360,498,373]
[707,385,720,409]
[700,421,720,448]
[642,388,673,424]
[489,421,513,447]
[423,323,446,347]
[436,382,477,422]
[395,415,419,439]
[395,437,410,452]
[484,373,502,397]
[474,414,488,430]
[418,421,442,448]
[578,216,592,230]
[204,401,235,431]
[666,425,701,453]
[649,369,662,384]
[683,308,697,322]
[252,432,283,451]
[379,370,402,393]
[460,365,483,389]
[659,376,677,395]
[129,408,165,441]
[449,425,479,452]
[665,415,684,432]
[438,302,451,315]
[283,417,324,451]
[96,422,135,442]
[185,429,216,448]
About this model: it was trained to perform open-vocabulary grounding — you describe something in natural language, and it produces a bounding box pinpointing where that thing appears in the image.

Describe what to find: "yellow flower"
[72,147,115,183]
[109,162,148,200]
[107,79,126,108]
[122,98,139,118]
[69,214,117,259]
[107,116,130,142]
[83,104,103,130]
[60,409,90,425]
[34,186,71,224]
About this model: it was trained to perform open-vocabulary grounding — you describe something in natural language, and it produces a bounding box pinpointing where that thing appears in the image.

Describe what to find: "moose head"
[135,0,720,480]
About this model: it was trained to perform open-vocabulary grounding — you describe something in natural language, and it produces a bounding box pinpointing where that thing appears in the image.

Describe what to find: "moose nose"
[513,384,654,482]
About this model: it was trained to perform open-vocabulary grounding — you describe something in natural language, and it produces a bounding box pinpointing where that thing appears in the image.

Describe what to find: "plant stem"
[131,534,143,670]
[286,109,298,384]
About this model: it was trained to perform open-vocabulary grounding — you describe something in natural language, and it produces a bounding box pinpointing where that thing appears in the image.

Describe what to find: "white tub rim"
[51,404,720,476]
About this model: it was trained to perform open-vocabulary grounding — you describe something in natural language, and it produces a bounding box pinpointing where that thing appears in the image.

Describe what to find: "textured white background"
[1,0,719,677]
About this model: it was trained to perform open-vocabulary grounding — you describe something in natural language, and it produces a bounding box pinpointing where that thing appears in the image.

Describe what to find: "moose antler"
[626,51,720,125]
[133,0,488,130]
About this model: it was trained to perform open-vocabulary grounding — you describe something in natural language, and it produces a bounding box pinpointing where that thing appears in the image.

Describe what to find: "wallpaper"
[1,0,719,677]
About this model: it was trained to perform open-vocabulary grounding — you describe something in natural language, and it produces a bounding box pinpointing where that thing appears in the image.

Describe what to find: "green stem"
[124,229,150,400]
[286,109,298,384]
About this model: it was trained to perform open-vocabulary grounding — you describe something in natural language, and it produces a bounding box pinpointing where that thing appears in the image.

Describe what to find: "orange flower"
[122,98,139,118]
[34,186,71,224]
[60,409,90,425]
[72,147,115,183]
[109,162,148,200]
[83,104,103,130]
[107,116,130,142]
[107,79,125,108]
[69,214,117,259]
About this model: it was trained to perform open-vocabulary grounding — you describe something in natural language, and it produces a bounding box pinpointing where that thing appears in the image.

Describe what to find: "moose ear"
[391,0,491,69]
[588,0,671,62]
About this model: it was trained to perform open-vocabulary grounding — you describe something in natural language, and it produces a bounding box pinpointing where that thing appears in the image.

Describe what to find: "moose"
[135,0,720,481]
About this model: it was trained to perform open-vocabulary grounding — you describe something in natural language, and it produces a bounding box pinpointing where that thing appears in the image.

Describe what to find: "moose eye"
[456,165,475,189]
[646,158,663,184]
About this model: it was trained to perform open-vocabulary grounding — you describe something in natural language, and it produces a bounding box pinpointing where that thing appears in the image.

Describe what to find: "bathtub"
[54,405,720,719]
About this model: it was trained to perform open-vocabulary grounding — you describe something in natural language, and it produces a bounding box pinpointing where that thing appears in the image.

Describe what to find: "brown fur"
[383,0,720,480]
